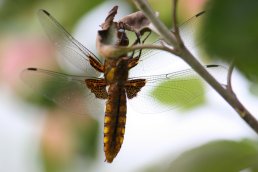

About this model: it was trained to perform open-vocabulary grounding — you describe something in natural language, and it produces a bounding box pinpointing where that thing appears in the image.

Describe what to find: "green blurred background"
[1,0,258,172]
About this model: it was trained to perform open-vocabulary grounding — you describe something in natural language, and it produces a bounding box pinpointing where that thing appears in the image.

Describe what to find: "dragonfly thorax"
[104,57,129,85]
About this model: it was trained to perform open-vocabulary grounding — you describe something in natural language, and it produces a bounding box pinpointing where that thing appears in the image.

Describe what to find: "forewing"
[128,65,227,114]
[142,11,205,59]
[130,11,206,77]
[21,68,105,115]
[38,9,102,77]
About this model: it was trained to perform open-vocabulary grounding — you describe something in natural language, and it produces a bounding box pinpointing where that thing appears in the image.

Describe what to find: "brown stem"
[171,0,183,45]
[172,0,179,34]
[122,44,177,55]
[132,0,258,134]
[179,47,258,132]
[227,61,235,93]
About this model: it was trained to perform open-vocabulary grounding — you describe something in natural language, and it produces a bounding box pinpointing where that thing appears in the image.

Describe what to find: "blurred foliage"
[250,83,258,97]
[146,0,172,27]
[166,139,258,172]
[40,116,99,172]
[74,119,99,160]
[42,152,70,172]
[0,0,104,32]
[141,139,258,172]
[200,0,258,81]
[150,77,205,111]
[0,0,39,19]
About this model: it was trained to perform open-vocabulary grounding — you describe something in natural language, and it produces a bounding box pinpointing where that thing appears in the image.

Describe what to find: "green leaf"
[150,77,205,111]
[167,140,258,172]
[200,0,258,81]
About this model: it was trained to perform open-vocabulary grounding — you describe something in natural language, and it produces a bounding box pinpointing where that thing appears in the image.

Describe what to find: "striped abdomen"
[104,84,126,163]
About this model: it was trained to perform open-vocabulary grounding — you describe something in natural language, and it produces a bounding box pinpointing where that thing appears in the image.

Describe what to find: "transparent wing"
[178,11,205,49]
[21,68,105,116]
[129,11,206,77]
[128,65,227,114]
[38,9,102,77]
[140,11,205,60]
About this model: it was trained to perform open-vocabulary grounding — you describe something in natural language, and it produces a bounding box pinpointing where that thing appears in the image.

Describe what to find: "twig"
[227,61,235,93]
[121,44,178,55]
[132,0,258,134]
[171,0,183,45]
[172,0,178,34]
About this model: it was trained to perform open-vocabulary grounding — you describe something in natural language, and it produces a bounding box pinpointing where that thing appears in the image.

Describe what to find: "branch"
[122,44,178,55]
[172,0,178,34]
[227,61,235,93]
[172,0,181,44]
[132,0,258,134]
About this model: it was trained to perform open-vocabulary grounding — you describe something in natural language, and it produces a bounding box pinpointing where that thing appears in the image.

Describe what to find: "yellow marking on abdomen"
[121,128,125,134]
[104,126,110,134]
[119,137,124,144]
[104,116,111,123]
[104,137,109,143]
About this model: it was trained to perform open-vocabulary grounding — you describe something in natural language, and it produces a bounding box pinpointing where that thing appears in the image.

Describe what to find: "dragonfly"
[22,6,226,163]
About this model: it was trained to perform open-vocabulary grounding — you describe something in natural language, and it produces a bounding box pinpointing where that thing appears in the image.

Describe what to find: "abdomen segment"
[104,85,127,163]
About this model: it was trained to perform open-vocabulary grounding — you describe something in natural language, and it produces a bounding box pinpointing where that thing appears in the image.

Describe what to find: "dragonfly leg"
[129,32,141,59]
[128,31,152,69]
[136,30,151,58]
[89,56,105,73]
[141,30,151,44]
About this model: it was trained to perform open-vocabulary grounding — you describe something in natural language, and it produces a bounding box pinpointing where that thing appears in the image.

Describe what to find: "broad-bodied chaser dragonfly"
[22,6,225,163]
